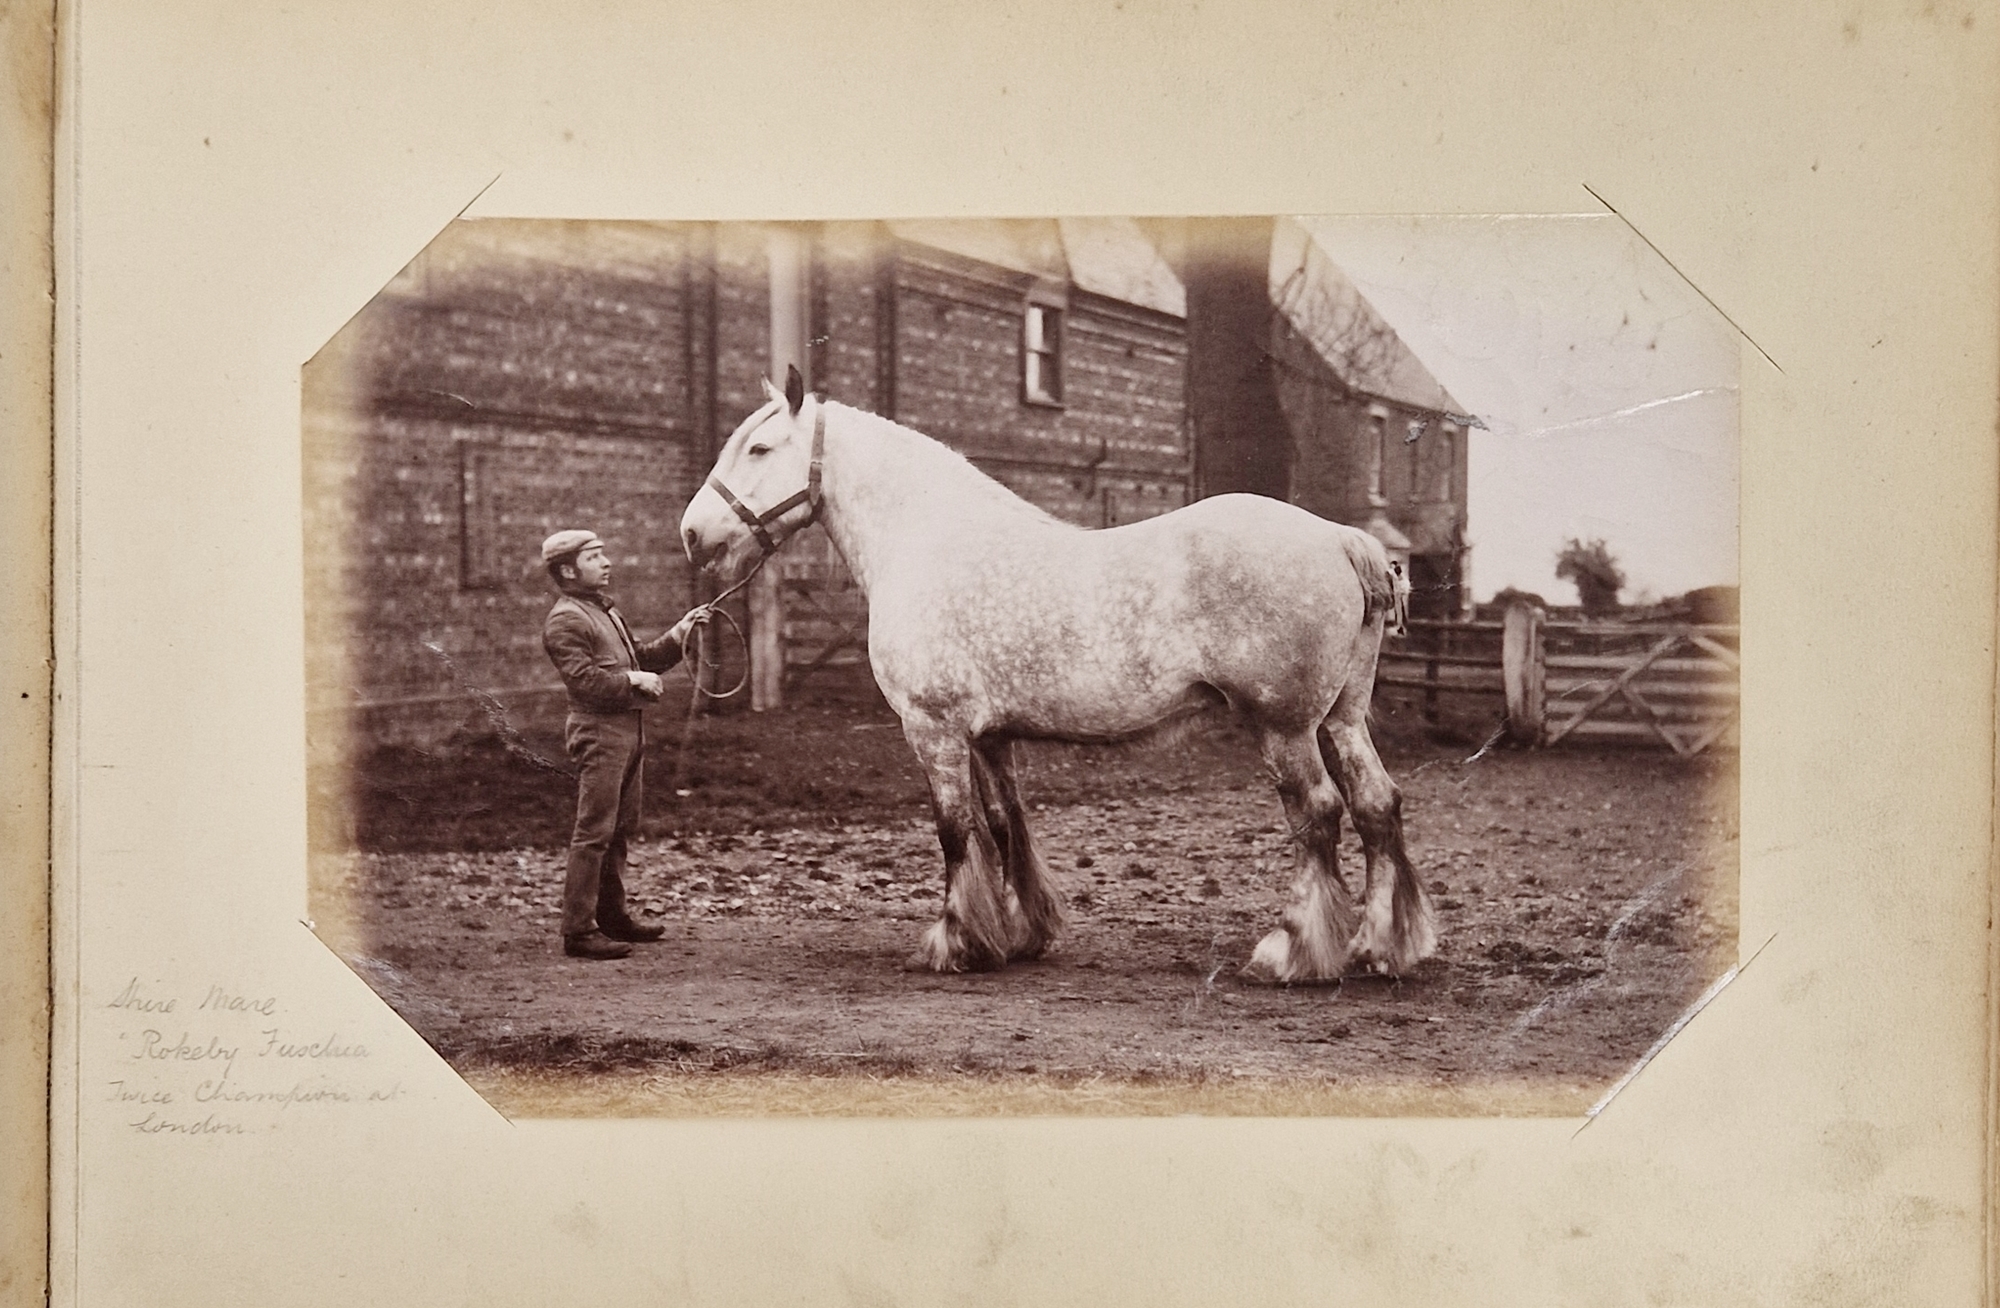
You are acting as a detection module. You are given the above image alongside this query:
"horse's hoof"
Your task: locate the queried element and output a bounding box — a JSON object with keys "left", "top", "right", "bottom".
{"left": 911, "top": 921, "right": 1010, "bottom": 973}
{"left": 1007, "top": 933, "right": 1057, "bottom": 963}
{"left": 909, "top": 921, "right": 962, "bottom": 972}
{"left": 1240, "top": 929, "right": 1295, "bottom": 984}
{"left": 1346, "top": 928, "right": 1435, "bottom": 979}
{"left": 1344, "top": 948, "right": 1398, "bottom": 978}
{"left": 1244, "top": 926, "right": 1353, "bottom": 985}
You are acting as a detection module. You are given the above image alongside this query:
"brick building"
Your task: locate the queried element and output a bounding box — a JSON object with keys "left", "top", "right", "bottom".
{"left": 1184, "top": 217, "right": 1471, "bottom": 617}
{"left": 303, "top": 217, "right": 1191, "bottom": 747}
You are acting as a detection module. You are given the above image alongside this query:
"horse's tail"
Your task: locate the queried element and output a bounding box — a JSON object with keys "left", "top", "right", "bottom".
{"left": 1339, "top": 528, "right": 1401, "bottom": 628}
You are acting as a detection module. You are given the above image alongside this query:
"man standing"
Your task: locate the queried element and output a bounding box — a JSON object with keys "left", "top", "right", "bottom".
{"left": 541, "top": 529, "right": 707, "bottom": 961}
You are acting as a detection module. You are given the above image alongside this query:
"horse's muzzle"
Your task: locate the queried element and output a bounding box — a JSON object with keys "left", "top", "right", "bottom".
{"left": 682, "top": 525, "right": 717, "bottom": 570}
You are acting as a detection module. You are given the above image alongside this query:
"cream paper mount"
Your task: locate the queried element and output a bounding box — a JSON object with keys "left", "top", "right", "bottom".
{"left": 30, "top": 2, "right": 2000, "bottom": 1306}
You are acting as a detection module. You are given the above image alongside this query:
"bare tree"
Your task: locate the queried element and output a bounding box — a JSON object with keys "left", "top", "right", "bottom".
{"left": 1270, "top": 246, "right": 1408, "bottom": 396}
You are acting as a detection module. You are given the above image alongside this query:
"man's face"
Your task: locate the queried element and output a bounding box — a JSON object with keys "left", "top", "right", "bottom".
{"left": 569, "top": 542, "right": 612, "bottom": 592}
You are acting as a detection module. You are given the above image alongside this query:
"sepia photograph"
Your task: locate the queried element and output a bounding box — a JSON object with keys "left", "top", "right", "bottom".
{"left": 303, "top": 214, "right": 1739, "bottom": 1116}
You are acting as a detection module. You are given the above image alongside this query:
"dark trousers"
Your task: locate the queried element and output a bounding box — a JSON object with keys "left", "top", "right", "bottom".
{"left": 562, "top": 710, "right": 645, "bottom": 938}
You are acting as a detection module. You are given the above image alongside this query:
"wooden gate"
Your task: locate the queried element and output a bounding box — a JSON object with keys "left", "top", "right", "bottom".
{"left": 1378, "top": 603, "right": 1739, "bottom": 755}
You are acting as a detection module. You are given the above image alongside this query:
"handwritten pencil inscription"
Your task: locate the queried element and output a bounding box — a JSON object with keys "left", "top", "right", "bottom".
{"left": 102, "top": 977, "right": 405, "bottom": 1138}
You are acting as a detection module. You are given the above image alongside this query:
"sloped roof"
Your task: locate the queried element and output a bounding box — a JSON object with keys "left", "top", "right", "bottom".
{"left": 886, "top": 218, "right": 1068, "bottom": 280}
{"left": 1057, "top": 217, "right": 1186, "bottom": 317}
{"left": 1269, "top": 217, "right": 1460, "bottom": 414}
{"left": 885, "top": 217, "right": 1186, "bottom": 318}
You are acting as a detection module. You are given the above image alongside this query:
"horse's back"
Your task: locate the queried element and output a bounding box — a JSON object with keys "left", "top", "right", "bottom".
{"left": 867, "top": 486, "right": 1386, "bottom": 733}
{"left": 1116, "top": 493, "right": 1383, "bottom": 602}
{"left": 1119, "top": 492, "right": 1363, "bottom": 550}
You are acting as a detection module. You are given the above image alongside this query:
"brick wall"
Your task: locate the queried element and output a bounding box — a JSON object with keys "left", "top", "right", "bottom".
{"left": 1268, "top": 313, "right": 1369, "bottom": 523}
{"left": 363, "top": 220, "right": 702, "bottom": 439}
{"left": 767, "top": 229, "right": 1193, "bottom": 697}
{"left": 305, "top": 220, "right": 713, "bottom": 747}
{"left": 810, "top": 221, "right": 890, "bottom": 412}
{"left": 308, "top": 412, "right": 705, "bottom": 741}
{"left": 1267, "top": 307, "right": 1468, "bottom": 612}
{"left": 305, "top": 219, "right": 1196, "bottom": 736}
{"left": 891, "top": 244, "right": 1189, "bottom": 521}
{"left": 774, "top": 225, "right": 888, "bottom": 686}
{"left": 710, "top": 226, "right": 772, "bottom": 449}
{"left": 777, "top": 235, "right": 1193, "bottom": 697}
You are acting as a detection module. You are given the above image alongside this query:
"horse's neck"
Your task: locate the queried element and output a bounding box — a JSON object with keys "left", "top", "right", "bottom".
{"left": 814, "top": 405, "right": 1028, "bottom": 596}
{"left": 813, "top": 408, "right": 923, "bottom": 597}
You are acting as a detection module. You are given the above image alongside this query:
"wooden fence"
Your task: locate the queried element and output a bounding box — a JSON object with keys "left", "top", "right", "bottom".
{"left": 1378, "top": 604, "right": 1739, "bottom": 756}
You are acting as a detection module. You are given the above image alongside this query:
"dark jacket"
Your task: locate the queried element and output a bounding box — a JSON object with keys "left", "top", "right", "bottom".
{"left": 543, "top": 591, "right": 685, "bottom": 716}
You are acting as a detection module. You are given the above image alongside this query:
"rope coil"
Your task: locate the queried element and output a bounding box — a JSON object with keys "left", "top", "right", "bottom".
{"left": 679, "top": 601, "right": 750, "bottom": 702}
{"left": 675, "top": 550, "right": 771, "bottom": 703}
{"left": 669, "top": 560, "right": 766, "bottom": 797}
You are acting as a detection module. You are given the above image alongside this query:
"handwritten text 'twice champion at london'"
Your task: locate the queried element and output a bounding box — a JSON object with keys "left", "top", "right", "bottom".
{"left": 110, "top": 1075, "right": 403, "bottom": 1108}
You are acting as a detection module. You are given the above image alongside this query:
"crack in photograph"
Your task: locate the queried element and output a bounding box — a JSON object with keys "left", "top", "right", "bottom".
{"left": 302, "top": 214, "right": 1739, "bottom": 1117}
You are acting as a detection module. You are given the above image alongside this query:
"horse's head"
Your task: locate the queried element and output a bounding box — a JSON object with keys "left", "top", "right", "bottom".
{"left": 681, "top": 365, "right": 822, "bottom": 581}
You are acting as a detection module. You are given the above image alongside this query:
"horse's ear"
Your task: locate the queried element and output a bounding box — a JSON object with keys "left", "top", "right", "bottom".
{"left": 784, "top": 364, "right": 805, "bottom": 416}
{"left": 761, "top": 375, "right": 783, "bottom": 405}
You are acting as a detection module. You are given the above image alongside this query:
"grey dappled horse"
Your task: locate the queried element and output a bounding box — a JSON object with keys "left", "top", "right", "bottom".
{"left": 680, "top": 370, "right": 1435, "bottom": 982}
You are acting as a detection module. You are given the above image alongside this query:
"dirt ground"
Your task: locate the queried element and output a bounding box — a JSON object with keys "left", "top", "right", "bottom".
{"left": 310, "top": 687, "right": 1738, "bottom": 1117}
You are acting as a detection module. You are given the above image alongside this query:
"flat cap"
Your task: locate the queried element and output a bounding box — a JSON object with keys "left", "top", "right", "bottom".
{"left": 540, "top": 529, "right": 601, "bottom": 563}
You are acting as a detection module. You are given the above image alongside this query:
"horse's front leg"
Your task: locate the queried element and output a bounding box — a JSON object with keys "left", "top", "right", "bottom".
{"left": 974, "top": 735, "right": 1065, "bottom": 960}
{"left": 902, "top": 717, "right": 1015, "bottom": 972}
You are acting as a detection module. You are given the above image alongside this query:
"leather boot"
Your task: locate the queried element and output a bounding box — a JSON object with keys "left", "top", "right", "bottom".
{"left": 598, "top": 914, "right": 666, "bottom": 943}
{"left": 563, "top": 930, "right": 632, "bottom": 960}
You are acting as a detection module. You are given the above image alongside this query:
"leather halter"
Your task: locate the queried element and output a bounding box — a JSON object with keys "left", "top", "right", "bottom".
{"left": 705, "top": 406, "right": 825, "bottom": 555}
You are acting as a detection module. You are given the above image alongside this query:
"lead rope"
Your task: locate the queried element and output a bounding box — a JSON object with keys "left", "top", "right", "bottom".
{"left": 670, "top": 403, "right": 824, "bottom": 791}
{"left": 667, "top": 549, "right": 771, "bottom": 796}
{"left": 678, "top": 549, "right": 769, "bottom": 700}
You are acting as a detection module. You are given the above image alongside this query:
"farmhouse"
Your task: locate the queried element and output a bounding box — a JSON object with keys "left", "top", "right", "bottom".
{"left": 303, "top": 216, "right": 1469, "bottom": 747}
{"left": 1184, "top": 217, "right": 1471, "bottom": 619}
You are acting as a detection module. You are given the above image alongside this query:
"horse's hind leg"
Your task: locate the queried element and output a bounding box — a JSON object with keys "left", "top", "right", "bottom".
{"left": 902, "top": 717, "right": 1014, "bottom": 972}
{"left": 974, "top": 736, "right": 1065, "bottom": 960}
{"left": 1320, "top": 705, "right": 1437, "bottom": 976}
{"left": 1242, "top": 728, "right": 1361, "bottom": 984}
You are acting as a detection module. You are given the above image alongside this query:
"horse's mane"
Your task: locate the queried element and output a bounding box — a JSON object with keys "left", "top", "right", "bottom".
{"left": 826, "top": 401, "right": 1076, "bottom": 530}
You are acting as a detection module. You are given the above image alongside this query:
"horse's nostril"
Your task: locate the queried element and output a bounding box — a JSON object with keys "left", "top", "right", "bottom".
{"left": 684, "top": 529, "right": 723, "bottom": 570}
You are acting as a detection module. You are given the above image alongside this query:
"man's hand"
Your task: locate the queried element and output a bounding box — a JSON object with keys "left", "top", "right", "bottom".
{"left": 667, "top": 606, "right": 713, "bottom": 646}
{"left": 627, "top": 670, "right": 665, "bottom": 700}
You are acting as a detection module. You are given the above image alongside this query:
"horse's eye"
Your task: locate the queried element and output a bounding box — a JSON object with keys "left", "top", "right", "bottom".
{"left": 748, "top": 444, "right": 771, "bottom": 457}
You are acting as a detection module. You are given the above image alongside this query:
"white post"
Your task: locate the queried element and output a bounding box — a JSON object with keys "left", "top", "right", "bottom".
{"left": 753, "top": 228, "right": 809, "bottom": 712}
{"left": 1501, "top": 600, "right": 1545, "bottom": 745}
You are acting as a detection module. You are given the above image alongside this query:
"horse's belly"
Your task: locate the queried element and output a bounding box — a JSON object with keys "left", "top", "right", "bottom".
{"left": 992, "top": 673, "right": 1217, "bottom": 742}
{"left": 871, "top": 607, "right": 1205, "bottom": 739}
